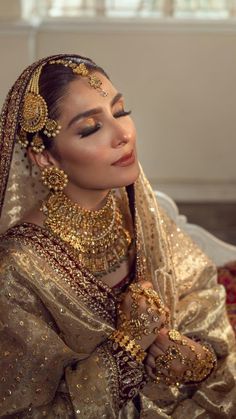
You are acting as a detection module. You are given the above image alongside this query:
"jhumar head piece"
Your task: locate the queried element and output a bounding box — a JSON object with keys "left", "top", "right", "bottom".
{"left": 18, "top": 59, "right": 108, "bottom": 153}
{"left": 19, "top": 63, "right": 62, "bottom": 153}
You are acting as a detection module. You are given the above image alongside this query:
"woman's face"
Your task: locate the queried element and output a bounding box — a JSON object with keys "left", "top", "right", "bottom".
{"left": 52, "top": 72, "right": 139, "bottom": 193}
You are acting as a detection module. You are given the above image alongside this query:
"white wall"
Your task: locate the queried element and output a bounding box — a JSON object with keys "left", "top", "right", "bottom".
{"left": 0, "top": 18, "right": 236, "bottom": 200}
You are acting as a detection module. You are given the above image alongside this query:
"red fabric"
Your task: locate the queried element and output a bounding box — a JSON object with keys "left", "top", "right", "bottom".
{"left": 218, "top": 261, "right": 236, "bottom": 336}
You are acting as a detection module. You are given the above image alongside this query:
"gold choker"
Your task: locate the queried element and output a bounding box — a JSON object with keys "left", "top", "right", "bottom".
{"left": 41, "top": 191, "right": 132, "bottom": 277}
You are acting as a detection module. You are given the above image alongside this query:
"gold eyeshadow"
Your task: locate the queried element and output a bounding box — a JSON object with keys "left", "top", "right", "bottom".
{"left": 79, "top": 117, "right": 96, "bottom": 129}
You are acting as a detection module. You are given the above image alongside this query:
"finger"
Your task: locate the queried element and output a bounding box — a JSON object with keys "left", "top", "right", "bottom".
{"left": 145, "top": 364, "right": 157, "bottom": 380}
{"left": 154, "top": 328, "right": 180, "bottom": 351}
{"left": 139, "top": 280, "right": 153, "bottom": 289}
{"left": 145, "top": 353, "right": 156, "bottom": 369}
{"left": 153, "top": 333, "right": 169, "bottom": 351}
{"left": 171, "top": 359, "right": 185, "bottom": 374}
{"left": 149, "top": 344, "right": 164, "bottom": 358}
{"left": 137, "top": 295, "right": 149, "bottom": 311}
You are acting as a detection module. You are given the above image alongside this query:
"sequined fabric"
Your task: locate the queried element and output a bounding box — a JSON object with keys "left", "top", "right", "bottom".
{"left": 136, "top": 167, "right": 236, "bottom": 418}
{"left": 0, "top": 54, "right": 236, "bottom": 418}
{"left": 0, "top": 233, "right": 146, "bottom": 416}
{"left": 1, "top": 170, "right": 236, "bottom": 417}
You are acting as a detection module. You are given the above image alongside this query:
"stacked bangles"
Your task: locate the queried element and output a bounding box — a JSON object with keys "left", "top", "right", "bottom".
{"left": 110, "top": 283, "right": 168, "bottom": 364}
{"left": 110, "top": 329, "right": 146, "bottom": 363}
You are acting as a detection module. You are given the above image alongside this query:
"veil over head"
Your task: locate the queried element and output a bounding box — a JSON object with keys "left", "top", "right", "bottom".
{"left": 0, "top": 54, "right": 101, "bottom": 234}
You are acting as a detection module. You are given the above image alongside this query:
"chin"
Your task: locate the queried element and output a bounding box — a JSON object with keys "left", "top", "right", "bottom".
{"left": 112, "top": 161, "right": 140, "bottom": 188}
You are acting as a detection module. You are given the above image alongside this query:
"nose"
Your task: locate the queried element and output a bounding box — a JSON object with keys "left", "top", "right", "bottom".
{"left": 110, "top": 120, "right": 132, "bottom": 148}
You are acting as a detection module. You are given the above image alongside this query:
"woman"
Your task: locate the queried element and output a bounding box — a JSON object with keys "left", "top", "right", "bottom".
{"left": 0, "top": 53, "right": 235, "bottom": 418}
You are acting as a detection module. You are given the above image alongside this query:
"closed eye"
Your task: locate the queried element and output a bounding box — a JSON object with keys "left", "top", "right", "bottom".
{"left": 78, "top": 110, "right": 132, "bottom": 138}
{"left": 79, "top": 122, "right": 102, "bottom": 138}
{"left": 113, "top": 110, "right": 132, "bottom": 118}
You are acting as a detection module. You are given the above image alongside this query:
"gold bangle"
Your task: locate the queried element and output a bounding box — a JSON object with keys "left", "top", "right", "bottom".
{"left": 110, "top": 330, "right": 146, "bottom": 363}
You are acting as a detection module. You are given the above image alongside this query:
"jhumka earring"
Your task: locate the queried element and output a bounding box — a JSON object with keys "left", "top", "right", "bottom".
{"left": 41, "top": 166, "right": 68, "bottom": 192}
{"left": 17, "top": 129, "right": 29, "bottom": 149}
{"left": 31, "top": 134, "right": 45, "bottom": 153}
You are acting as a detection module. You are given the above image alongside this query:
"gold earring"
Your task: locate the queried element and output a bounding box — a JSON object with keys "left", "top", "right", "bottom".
{"left": 43, "top": 119, "right": 62, "bottom": 138}
{"left": 17, "top": 129, "right": 29, "bottom": 149}
{"left": 31, "top": 134, "right": 45, "bottom": 153}
{"left": 41, "top": 166, "right": 68, "bottom": 192}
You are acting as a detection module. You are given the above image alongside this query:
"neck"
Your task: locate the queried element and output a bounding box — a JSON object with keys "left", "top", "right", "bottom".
{"left": 63, "top": 183, "right": 111, "bottom": 210}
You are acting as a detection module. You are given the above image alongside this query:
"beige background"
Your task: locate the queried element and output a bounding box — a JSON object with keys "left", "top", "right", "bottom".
{"left": 0, "top": 12, "right": 236, "bottom": 200}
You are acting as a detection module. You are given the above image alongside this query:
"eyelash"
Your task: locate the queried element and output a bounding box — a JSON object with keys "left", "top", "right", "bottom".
{"left": 79, "top": 110, "right": 132, "bottom": 138}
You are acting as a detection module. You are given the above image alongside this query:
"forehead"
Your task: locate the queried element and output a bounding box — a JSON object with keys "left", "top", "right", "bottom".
{"left": 60, "top": 72, "right": 118, "bottom": 117}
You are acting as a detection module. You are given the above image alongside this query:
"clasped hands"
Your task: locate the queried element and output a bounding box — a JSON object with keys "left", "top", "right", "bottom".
{"left": 117, "top": 281, "right": 215, "bottom": 386}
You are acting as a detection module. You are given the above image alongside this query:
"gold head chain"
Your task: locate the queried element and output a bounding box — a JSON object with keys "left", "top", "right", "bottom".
{"left": 18, "top": 60, "right": 108, "bottom": 153}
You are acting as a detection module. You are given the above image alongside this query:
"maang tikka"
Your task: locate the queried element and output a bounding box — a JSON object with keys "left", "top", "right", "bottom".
{"left": 48, "top": 59, "right": 108, "bottom": 97}
{"left": 18, "top": 59, "right": 108, "bottom": 153}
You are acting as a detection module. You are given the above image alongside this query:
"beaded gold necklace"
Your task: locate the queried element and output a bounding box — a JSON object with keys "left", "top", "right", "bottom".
{"left": 41, "top": 190, "right": 132, "bottom": 277}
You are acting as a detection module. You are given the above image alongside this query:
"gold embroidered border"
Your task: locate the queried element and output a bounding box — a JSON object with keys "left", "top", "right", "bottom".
{"left": 2, "top": 223, "right": 116, "bottom": 325}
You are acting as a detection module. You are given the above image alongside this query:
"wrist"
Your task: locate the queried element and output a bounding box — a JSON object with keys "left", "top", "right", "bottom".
{"left": 110, "top": 329, "right": 146, "bottom": 363}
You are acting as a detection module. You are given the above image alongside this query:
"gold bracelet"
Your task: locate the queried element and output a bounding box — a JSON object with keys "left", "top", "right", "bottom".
{"left": 110, "top": 330, "right": 146, "bottom": 363}
{"left": 168, "top": 329, "right": 216, "bottom": 383}
{"left": 129, "top": 284, "right": 164, "bottom": 311}
{"left": 129, "top": 284, "right": 170, "bottom": 324}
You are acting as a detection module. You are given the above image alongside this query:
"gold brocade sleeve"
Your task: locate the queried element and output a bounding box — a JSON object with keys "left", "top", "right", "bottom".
{"left": 158, "top": 209, "right": 236, "bottom": 418}
{"left": 160, "top": 209, "right": 235, "bottom": 351}
{"left": 0, "top": 241, "right": 145, "bottom": 418}
{"left": 125, "top": 168, "right": 236, "bottom": 418}
{"left": 0, "top": 256, "right": 76, "bottom": 418}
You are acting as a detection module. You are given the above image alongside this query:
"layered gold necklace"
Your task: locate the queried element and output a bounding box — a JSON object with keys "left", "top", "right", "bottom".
{"left": 41, "top": 190, "right": 132, "bottom": 277}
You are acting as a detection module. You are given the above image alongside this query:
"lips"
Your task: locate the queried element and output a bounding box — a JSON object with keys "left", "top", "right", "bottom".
{"left": 112, "top": 150, "right": 135, "bottom": 166}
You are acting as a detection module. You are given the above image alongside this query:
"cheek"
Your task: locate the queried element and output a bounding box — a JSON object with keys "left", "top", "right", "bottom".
{"left": 59, "top": 141, "right": 109, "bottom": 172}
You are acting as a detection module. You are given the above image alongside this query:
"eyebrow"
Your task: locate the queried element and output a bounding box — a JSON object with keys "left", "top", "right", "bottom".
{"left": 67, "top": 92, "right": 123, "bottom": 129}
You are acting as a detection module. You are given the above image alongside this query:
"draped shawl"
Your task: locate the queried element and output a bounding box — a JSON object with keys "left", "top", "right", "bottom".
{"left": 0, "top": 54, "right": 236, "bottom": 418}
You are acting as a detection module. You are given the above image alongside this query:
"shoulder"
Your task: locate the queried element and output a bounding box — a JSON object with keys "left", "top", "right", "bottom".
{"left": 0, "top": 223, "right": 49, "bottom": 272}
{"left": 0, "top": 223, "right": 59, "bottom": 295}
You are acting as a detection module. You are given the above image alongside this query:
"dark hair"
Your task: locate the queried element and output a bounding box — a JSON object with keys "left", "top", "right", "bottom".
{"left": 27, "top": 56, "right": 109, "bottom": 151}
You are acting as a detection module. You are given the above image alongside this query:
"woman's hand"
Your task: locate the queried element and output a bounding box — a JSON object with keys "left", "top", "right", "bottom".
{"left": 145, "top": 328, "right": 208, "bottom": 382}
{"left": 117, "top": 281, "right": 170, "bottom": 351}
